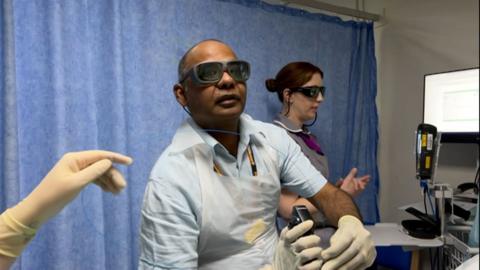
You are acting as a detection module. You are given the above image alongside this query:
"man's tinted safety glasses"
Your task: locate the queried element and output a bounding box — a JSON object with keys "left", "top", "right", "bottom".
{"left": 180, "top": 60, "right": 250, "bottom": 85}
{"left": 290, "top": 86, "right": 326, "bottom": 98}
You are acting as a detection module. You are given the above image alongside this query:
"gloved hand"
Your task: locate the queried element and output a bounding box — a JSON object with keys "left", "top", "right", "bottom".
{"left": 7, "top": 150, "right": 133, "bottom": 229}
{"left": 320, "top": 215, "right": 376, "bottom": 270}
{"left": 336, "top": 168, "right": 370, "bottom": 197}
{"left": 272, "top": 220, "right": 323, "bottom": 270}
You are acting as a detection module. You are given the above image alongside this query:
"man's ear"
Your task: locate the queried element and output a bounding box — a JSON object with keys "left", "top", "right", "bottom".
{"left": 173, "top": 83, "right": 188, "bottom": 107}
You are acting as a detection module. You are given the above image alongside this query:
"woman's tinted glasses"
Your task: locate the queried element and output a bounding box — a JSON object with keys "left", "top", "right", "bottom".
{"left": 180, "top": 60, "right": 250, "bottom": 85}
{"left": 290, "top": 86, "right": 326, "bottom": 98}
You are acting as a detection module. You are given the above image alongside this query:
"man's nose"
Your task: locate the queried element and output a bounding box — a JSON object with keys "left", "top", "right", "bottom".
{"left": 217, "top": 71, "right": 235, "bottom": 89}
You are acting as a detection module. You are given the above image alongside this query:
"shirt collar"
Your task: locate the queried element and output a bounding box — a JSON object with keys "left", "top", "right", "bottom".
{"left": 273, "top": 113, "right": 310, "bottom": 134}
{"left": 169, "top": 113, "right": 263, "bottom": 154}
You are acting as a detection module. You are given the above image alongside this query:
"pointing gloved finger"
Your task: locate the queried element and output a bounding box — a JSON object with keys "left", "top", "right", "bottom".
{"left": 285, "top": 220, "right": 314, "bottom": 243}
{"left": 95, "top": 174, "right": 116, "bottom": 193}
{"left": 102, "top": 170, "right": 120, "bottom": 193}
{"left": 292, "top": 235, "right": 321, "bottom": 251}
{"left": 96, "top": 179, "right": 110, "bottom": 192}
{"left": 74, "top": 159, "right": 113, "bottom": 186}
{"left": 72, "top": 150, "right": 133, "bottom": 169}
{"left": 106, "top": 167, "right": 127, "bottom": 193}
{"left": 94, "top": 167, "right": 126, "bottom": 194}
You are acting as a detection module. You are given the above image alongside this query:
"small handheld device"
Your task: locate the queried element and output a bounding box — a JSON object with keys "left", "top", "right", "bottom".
{"left": 288, "top": 205, "right": 314, "bottom": 236}
{"left": 415, "top": 123, "right": 437, "bottom": 180}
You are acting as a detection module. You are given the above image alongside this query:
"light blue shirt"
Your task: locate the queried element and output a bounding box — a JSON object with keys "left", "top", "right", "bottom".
{"left": 139, "top": 114, "right": 327, "bottom": 269}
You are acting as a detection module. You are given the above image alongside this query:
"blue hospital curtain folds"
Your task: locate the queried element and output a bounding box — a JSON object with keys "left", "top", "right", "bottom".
{"left": 0, "top": 0, "right": 379, "bottom": 269}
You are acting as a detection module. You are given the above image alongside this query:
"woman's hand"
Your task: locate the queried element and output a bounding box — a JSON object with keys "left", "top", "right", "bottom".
{"left": 336, "top": 168, "right": 370, "bottom": 197}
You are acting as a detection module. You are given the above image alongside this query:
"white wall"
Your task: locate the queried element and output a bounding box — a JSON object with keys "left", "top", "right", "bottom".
{"left": 375, "top": 0, "right": 479, "bottom": 222}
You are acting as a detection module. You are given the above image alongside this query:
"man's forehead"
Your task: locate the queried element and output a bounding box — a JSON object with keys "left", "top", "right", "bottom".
{"left": 185, "top": 41, "right": 237, "bottom": 67}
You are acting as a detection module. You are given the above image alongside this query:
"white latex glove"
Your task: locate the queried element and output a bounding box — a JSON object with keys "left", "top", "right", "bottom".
{"left": 336, "top": 168, "right": 370, "bottom": 197}
{"left": 8, "top": 150, "right": 133, "bottom": 229}
{"left": 320, "top": 215, "right": 376, "bottom": 270}
{"left": 272, "top": 220, "right": 323, "bottom": 270}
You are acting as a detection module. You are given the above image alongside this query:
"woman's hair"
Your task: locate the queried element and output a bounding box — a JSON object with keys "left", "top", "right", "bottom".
{"left": 265, "top": 62, "right": 323, "bottom": 102}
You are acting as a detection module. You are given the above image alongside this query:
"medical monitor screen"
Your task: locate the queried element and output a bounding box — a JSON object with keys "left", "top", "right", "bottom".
{"left": 423, "top": 68, "right": 479, "bottom": 143}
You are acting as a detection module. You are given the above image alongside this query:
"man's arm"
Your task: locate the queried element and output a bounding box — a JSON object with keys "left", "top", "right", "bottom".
{"left": 307, "top": 182, "right": 361, "bottom": 226}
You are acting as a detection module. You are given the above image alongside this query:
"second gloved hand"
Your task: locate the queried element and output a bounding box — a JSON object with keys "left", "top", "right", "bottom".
{"left": 273, "top": 220, "right": 323, "bottom": 270}
{"left": 321, "top": 215, "right": 376, "bottom": 270}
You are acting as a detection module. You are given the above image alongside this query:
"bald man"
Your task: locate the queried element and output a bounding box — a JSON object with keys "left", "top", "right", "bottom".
{"left": 138, "top": 39, "right": 375, "bottom": 270}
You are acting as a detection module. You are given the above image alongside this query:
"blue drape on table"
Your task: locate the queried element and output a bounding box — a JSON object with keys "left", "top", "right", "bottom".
{"left": 0, "top": 0, "right": 379, "bottom": 269}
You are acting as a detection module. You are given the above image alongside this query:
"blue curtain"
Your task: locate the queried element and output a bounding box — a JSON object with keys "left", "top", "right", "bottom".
{"left": 0, "top": 0, "right": 379, "bottom": 269}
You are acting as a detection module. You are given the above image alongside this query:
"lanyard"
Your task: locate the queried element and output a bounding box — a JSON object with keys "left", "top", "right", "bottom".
{"left": 213, "top": 145, "right": 257, "bottom": 176}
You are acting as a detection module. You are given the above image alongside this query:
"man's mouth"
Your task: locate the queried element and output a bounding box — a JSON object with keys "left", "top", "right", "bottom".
{"left": 215, "top": 94, "right": 241, "bottom": 105}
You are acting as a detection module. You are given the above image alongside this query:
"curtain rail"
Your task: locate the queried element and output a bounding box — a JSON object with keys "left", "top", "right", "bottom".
{"left": 283, "top": 0, "right": 381, "bottom": 21}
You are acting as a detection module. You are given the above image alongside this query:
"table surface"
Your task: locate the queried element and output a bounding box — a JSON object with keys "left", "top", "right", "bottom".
{"left": 365, "top": 223, "right": 443, "bottom": 248}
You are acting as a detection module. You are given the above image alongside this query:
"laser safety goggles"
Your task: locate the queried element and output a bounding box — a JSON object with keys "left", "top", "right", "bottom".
{"left": 180, "top": 60, "right": 250, "bottom": 85}
{"left": 290, "top": 86, "right": 326, "bottom": 98}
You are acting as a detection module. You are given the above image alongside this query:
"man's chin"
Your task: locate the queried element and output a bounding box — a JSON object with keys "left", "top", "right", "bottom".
{"left": 216, "top": 104, "right": 244, "bottom": 117}
{"left": 217, "top": 110, "right": 243, "bottom": 121}
{"left": 211, "top": 109, "right": 244, "bottom": 125}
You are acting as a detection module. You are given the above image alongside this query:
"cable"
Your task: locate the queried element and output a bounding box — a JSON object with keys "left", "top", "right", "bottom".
{"left": 438, "top": 246, "right": 442, "bottom": 270}
{"left": 427, "top": 189, "right": 435, "bottom": 216}
{"left": 421, "top": 180, "right": 428, "bottom": 215}
{"left": 432, "top": 247, "right": 438, "bottom": 270}
{"left": 474, "top": 144, "right": 479, "bottom": 193}
{"left": 420, "top": 180, "right": 435, "bottom": 215}
{"left": 429, "top": 248, "right": 434, "bottom": 270}
{"left": 424, "top": 183, "right": 436, "bottom": 217}
{"left": 474, "top": 165, "right": 479, "bottom": 193}
{"left": 303, "top": 112, "right": 318, "bottom": 127}
{"left": 424, "top": 189, "right": 428, "bottom": 215}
